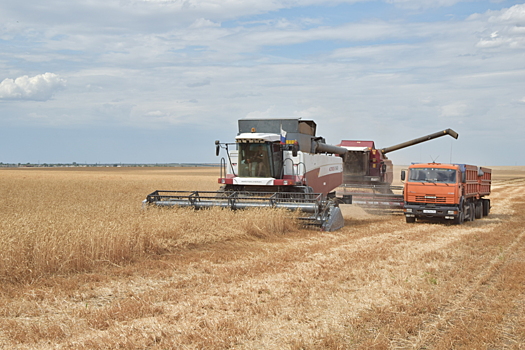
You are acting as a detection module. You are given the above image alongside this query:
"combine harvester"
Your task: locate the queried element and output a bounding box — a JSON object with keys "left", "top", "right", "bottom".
{"left": 144, "top": 118, "right": 352, "bottom": 231}
{"left": 337, "top": 129, "right": 459, "bottom": 213}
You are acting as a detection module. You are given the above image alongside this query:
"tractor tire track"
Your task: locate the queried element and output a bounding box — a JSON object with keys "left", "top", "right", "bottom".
{"left": 406, "top": 228, "right": 525, "bottom": 349}
{"left": 392, "top": 179, "right": 525, "bottom": 349}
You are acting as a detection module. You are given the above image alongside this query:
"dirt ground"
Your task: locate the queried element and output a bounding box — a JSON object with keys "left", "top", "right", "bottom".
{"left": 1, "top": 166, "right": 524, "bottom": 349}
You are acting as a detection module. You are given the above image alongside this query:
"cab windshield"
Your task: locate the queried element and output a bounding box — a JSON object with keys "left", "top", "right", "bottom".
{"left": 408, "top": 168, "right": 457, "bottom": 184}
{"left": 238, "top": 143, "right": 273, "bottom": 177}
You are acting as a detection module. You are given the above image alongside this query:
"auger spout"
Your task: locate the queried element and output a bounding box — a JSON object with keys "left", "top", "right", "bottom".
{"left": 380, "top": 129, "right": 459, "bottom": 155}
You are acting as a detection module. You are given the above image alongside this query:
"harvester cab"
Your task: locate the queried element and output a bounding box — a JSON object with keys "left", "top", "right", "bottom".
{"left": 216, "top": 133, "right": 294, "bottom": 188}
{"left": 144, "top": 118, "right": 352, "bottom": 232}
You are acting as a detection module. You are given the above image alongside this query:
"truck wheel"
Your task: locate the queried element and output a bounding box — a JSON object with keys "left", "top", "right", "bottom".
{"left": 405, "top": 216, "right": 416, "bottom": 223}
{"left": 469, "top": 203, "right": 475, "bottom": 221}
{"left": 475, "top": 201, "right": 483, "bottom": 219}
{"left": 452, "top": 211, "right": 464, "bottom": 225}
{"left": 482, "top": 199, "right": 490, "bottom": 216}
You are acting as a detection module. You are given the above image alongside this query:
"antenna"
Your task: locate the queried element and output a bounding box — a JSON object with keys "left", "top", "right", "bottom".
{"left": 430, "top": 155, "right": 440, "bottom": 163}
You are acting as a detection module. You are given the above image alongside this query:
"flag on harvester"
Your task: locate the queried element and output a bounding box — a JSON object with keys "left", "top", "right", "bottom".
{"left": 280, "top": 125, "right": 287, "bottom": 144}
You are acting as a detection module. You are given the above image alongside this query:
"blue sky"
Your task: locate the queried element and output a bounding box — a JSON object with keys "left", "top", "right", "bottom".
{"left": 1, "top": 0, "right": 524, "bottom": 165}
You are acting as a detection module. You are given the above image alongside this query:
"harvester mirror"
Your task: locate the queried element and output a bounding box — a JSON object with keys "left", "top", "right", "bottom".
{"left": 215, "top": 140, "right": 220, "bottom": 156}
{"left": 401, "top": 170, "right": 406, "bottom": 181}
{"left": 292, "top": 143, "right": 298, "bottom": 157}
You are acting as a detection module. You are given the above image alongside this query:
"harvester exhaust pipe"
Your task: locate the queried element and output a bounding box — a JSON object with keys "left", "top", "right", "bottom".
{"left": 380, "top": 128, "right": 459, "bottom": 155}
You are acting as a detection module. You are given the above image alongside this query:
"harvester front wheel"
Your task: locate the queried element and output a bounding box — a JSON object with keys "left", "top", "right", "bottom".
{"left": 405, "top": 216, "right": 416, "bottom": 223}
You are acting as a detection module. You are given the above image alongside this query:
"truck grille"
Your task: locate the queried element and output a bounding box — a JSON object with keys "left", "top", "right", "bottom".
{"left": 414, "top": 195, "right": 448, "bottom": 203}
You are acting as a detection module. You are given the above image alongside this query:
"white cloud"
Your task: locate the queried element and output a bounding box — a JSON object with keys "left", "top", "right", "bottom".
{"left": 384, "top": 0, "right": 461, "bottom": 10}
{"left": 245, "top": 106, "right": 278, "bottom": 119}
{"left": 0, "top": 73, "right": 66, "bottom": 101}
{"left": 473, "top": 4, "right": 525, "bottom": 50}
{"left": 189, "top": 18, "right": 220, "bottom": 29}
{"left": 293, "top": 106, "right": 329, "bottom": 119}
{"left": 440, "top": 102, "right": 468, "bottom": 118}
{"left": 488, "top": 3, "right": 525, "bottom": 24}
{"left": 146, "top": 110, "right": 165, "bottom": 117}
{"left": 186, "top": 78, "right": 211, "bottom": 87}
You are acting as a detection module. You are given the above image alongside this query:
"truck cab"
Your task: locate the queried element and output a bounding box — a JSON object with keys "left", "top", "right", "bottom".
{"left": 402, "top": 163, "right": 491, "bottom": 224}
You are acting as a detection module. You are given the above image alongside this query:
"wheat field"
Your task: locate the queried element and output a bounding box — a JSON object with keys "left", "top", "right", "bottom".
{"left": 1, "top": 166, "right": 524, "bottom": 349}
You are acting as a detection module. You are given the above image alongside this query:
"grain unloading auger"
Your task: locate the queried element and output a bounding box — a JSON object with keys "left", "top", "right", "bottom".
{"left": 337, "top": 129, "right": 459, "bottom": 212}
{"left": 143, "top": 118, "right": 352, "bottom": 231}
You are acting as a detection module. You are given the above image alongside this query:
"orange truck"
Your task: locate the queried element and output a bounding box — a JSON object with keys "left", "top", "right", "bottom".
{"left": 401, "top": 163, "right": 491, "bottom": 224}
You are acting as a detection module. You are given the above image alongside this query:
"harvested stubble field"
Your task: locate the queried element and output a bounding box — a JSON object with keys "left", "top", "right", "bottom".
{"left": 1, "top": 166, "right": 525, "bottom": 349}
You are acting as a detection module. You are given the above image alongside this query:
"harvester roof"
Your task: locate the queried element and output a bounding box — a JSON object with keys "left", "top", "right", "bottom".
{"left": 338, "top": 140, "right": 375, "bottom": 150}
{"left": 236, "top": 133, "right": 280, "bottom": 143}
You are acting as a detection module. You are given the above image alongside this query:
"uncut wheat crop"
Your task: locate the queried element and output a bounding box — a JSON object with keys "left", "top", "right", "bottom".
{"left": 0, "top": 167, "right": 298, "bottom": 284}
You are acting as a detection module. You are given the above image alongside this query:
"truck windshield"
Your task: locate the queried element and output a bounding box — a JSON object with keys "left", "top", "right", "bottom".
{"left": 408, "top": 168, "right": 457, "bottom": 184}
{"left": 237, "top": 143, "right": 272, "bottom": 178}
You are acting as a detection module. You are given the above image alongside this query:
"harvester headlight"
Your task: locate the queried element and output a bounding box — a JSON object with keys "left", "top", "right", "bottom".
{"left": 221, "top": 179, "right": 226, "bottom": 184}
{"left": 447, "top": 210, "right": 456, "bottom": 215}
{"left": 283, "top": 180, "right": 289, "bottom": 185}
{"left": 405, "top": 208, "right": 412, "bottom": 213}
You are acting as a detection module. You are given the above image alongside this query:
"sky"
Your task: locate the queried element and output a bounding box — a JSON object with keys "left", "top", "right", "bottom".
{"left": 1, "top": 0, "right": 524, "bottom": 166}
